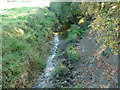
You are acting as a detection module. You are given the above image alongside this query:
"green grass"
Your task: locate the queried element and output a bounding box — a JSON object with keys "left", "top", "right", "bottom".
{"left": 0, "top": 7, "right": 37, "bottom": 25}
{"left": 1, "top": 7, "right": 58, "bottom": 88}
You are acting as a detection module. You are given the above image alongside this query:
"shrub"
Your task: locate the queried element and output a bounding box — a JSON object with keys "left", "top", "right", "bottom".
{"left": 54, "top": 64, "right": 69, "bottom": 76}
{"left": 66, "top": 45, "right": 80, "bottom": 61}
{"left": 101, "top": 51, "right": 108, "bottom": 57}
{"left": 67, "top": 24, "right": 80, "bottom": 41}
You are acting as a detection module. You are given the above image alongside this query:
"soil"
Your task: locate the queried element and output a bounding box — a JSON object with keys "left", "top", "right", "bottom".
{"left": 52, "top": 29, "right": 118, "bottom": 88}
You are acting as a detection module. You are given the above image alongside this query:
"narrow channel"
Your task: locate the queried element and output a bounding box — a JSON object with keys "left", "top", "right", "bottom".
{"left": 33, "top": 34, "right": 59, "bottom": 88}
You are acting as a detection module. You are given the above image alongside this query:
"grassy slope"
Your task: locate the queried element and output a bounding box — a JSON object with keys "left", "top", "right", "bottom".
{"left": 1, "top": 7, "right": 58, "bottom": 88}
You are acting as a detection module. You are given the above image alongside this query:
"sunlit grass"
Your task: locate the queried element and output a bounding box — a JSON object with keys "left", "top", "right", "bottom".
{"left": 0, "top": 7, "right": 38, "bottom": 25}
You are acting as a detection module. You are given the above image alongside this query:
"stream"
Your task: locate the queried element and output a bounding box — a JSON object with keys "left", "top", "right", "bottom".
{"left": 33, "top": 21, "right": 71, "bottom": 88}
{"left": 33, "top": 34, "right": 59, "bottom": 88}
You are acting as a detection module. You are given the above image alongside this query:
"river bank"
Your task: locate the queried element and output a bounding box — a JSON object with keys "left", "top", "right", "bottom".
{"left": 2, "top": 7, "right": 58, "bottom": 88}
{"left": 51, "top": 29, "right": 118, "bottom": 88}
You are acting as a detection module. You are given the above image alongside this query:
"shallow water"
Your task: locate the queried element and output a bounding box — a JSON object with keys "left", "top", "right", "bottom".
{"left": 33, "top": 34, "right": 59, "bottom": 88}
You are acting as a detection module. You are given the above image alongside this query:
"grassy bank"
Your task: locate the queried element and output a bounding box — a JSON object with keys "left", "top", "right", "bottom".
{"left": 1, "top": 7, "right": 58, "bottom": 88}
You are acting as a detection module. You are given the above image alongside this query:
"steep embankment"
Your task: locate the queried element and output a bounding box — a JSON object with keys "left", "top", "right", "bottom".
{"left": 1, "top": 7, "right": 58, "bottom": 88}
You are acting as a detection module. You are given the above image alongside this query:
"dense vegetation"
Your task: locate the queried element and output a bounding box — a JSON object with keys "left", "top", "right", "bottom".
{"left": 49, "top": 2, "right": 119, "bottom": 88}
{"left": 1, "top": 7, "right": 58, "bottom": 88}
{"left": 1, "top": 2, "right": 119, "bottom": 88}
{"left": 50, "top": 2, "right": 119, "bottom": 55}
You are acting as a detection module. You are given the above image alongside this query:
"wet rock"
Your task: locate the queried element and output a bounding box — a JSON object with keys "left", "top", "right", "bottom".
{"left": 56, "top": 80, "right": 60, "bottom": 82}
{"left": 54, "top": 85, "right": 60, "bottom": 88}
{"left": 66, "top": 63, "right": 69, "bottom": 66}
{"left": 62, "top": 59, "right": 67, "bottom": 64}
{"left": 66, "top": 78, "right": 71, "bottom": 82}
{"left": 77, "top": 75, "right": 80, "bottom": 79}
{"left": 61, "top": 80, "right": 67, "bottom": 83}
{"left": 70, "top": 75, "right": 74, "bottom": 79}
{"left": 71, "top": 79, "right": 75, "bottom": 82}
{"left": 68, "top": 65, "right": 74, "bottom": 70}
{"left": 72, "top": 71, "right": 76, "bottom": 76}
{"left": 33, "top": 86, "right": 40, "bottom": 88}
{"left": 69, "top": 78, "right": 75, "bottom": 85}
{"left": 61, "top": 81, "right": 69, "bottom": 86}
{"left": 70, "top": 79, "right": 75, "bottom": 84}
{"left": 52, "top": 79, "right": 57, "bottom": 83}
{"left": 74, "top": 44, "right": 79, "bottom": 47}
{"left": 92, "top": 84, "right": 99, "bottom": 88}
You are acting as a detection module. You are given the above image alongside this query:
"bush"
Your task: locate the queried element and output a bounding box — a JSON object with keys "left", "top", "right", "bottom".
{"left": 67, "top": 25, "right": 80, "bottom": 41}
{"left": 66, "top": 45, "right": 80, "bottom": 61}
{"left": 101, "top": 51, "right": 108, "bottom": 57}
{"left": 54, "top": 64, "right": 69, "bottom": 76}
